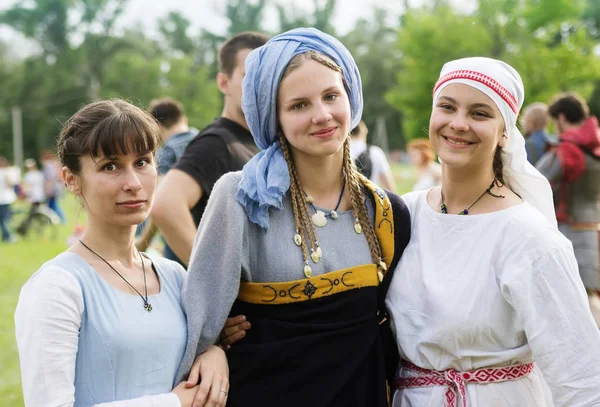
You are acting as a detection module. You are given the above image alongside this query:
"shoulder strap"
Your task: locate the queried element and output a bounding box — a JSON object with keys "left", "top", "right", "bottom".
{"left": 355, "top": 147, "right": 373, "bottom": 179}
{"left": 196, "top": 123, "right": 236, "bottom": 144}
{"left": 359, "top": 174, "right": 411, "bottom": 280}
{"left": 379, "top": 192, "right": 410, "bottom": 301}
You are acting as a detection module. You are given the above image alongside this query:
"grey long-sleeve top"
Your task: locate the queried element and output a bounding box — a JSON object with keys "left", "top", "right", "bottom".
{"left": 175, "top": 171, "right": 376, "bottom": 381}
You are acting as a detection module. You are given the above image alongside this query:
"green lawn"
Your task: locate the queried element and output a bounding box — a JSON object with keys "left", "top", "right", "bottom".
{"left": 0, "top": 164, "right": 415, "bottom": 405}
{"left": 1, "top": 195, "right": 85, "bottom": 405}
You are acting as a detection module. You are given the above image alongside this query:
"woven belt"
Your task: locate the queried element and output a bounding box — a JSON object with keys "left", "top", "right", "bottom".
{"left": 394, "top": 360, "right": 535, "bottom": 407}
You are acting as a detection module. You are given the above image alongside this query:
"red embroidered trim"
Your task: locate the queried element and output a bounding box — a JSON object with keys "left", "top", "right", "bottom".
{"left": 394, "top": 360, "right": 535, "bottom": 407}
{"left": 434, "top": 70, "right": 519, "bottom": 115}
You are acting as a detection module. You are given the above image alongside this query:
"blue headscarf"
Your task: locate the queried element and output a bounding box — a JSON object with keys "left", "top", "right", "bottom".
{"left": 235, "top": 27, "right": 363, "bottom": 228}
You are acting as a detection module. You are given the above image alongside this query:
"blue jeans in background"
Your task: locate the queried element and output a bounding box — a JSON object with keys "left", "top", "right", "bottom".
{"left": 47, "top": 195, "right": 66, "bottom": 223}
{"left": 0, "top": 204, "right": 13, "bottom": 241}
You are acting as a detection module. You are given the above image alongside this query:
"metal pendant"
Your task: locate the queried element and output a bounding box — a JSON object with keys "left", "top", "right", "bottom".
{"left": 144, "top": 302, "right": 152, "bottom": 312}
{"left": 312, "top": 210, "right": 327, "bottom": 227}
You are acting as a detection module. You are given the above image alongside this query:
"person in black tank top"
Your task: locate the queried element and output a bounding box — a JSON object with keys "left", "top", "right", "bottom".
{"left": 150, "top": 32, "right": 268, "bottom": 266}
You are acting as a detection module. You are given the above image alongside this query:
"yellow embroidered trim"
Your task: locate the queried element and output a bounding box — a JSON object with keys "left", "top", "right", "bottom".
{"left": 358, "top": 174, "right": 395, "bottom": 270}
{"left": 238, "top": 264, "right": 379, "bottom": 305}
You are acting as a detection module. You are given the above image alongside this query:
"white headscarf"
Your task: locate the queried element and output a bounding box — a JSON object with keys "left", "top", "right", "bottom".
{"left": 432, "top": 57, "right": 557, "bottom": 227}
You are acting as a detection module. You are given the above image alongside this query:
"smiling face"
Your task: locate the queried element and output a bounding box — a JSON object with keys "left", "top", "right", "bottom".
{"left": 429, "top": 83, "right": 505, "bottom": 172}
{"left": 277, "top": 57, "right": 351, "bottom": 161}
{"left": 65, "top": 151, "right": 157, "bottom": 228}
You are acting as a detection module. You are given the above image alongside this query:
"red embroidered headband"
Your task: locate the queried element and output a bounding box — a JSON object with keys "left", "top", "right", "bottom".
{"left": 433, "top": 69, "right": 519, "bottom": 116}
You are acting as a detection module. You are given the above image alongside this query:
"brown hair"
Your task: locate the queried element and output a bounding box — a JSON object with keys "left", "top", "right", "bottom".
{"left": 493, "top": 147, "right": 505, "bottom": 185}
{"left": 57, "top": 99, "right": 161, "bottom": 174}
{"left": 548, "top": 92, "right": 589, "bottom": 124}
{"left": 278, "top": 51, "right": 384, "bottom": 270}
{"left": 148, "top": 97, "right": 185, "bottom": 128}
{"left": 0, "top": 156, "right": 9, "bottom": 168}
{"left": 218, "top": 32, "right": 269, "bottom": 76}
{"left": 407, "top": 138, "right": 435, "bottom": 164}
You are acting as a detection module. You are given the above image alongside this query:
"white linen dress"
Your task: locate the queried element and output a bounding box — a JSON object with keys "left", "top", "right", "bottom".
{"left": 386, "top": 190, "right": 600, "bottom": 407}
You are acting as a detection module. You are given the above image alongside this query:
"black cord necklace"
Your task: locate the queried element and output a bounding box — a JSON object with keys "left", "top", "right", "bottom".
{"left": 79, "top": 240, "right": 152, "bottom": 312}
{"left": 441, "top": 179, "right": 505, "bottom": 215}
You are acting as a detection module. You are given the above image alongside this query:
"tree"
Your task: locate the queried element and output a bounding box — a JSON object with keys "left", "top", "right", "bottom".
{"left": 277, "top": 0, "right": 337, "bottom": 34}
{"left": 158, "top": 11, "right": 196, "bottom": 56}
{"left": 582, "top": 0, "right": 600, "bottom": 117}
{"left": 387, "top": 0, "right": 600, "bottom": 141}
{"left": 195, "top": 0, "right": 268, "bottom": 77}
{"left": 386, "top": 5, "right": 491, "bottom": 140}
{"left": 0, "top": 0, "right": 71, "bottom": 56}
{"left": 343, "top": 8, "right": 404, "bottom": 149}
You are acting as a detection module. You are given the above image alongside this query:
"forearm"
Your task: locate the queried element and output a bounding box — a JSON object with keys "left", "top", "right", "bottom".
{"left": 155, "top": 209, "right": 197, "bottom": 266}
{"left": 135, "top": 220, "right": 158, "bottom": 252}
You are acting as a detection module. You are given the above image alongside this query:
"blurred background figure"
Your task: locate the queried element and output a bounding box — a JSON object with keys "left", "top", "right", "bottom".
{"left": 406, "top": 138, "right": 441, "bottom": 191}
{"left": 150, "top": 97, "right": 197, "bottom": 177}
{"left": 0, "top": 156, "right": 18, "bottom": 243}
{"left": 21, "top": 159, "right": 44, "bottom": 209}
{"left": 16, "top": 158, "right": 46, "bottom": 236}
{"left": 135, "top": 97, "right": 196, "bottom": 261}
{"left": 41, "top": 150, "right": 65, "bottom": 224}
{"left": 349, "top": 120, "right": 396, "bottom": 192}
{"left": 521, "top": 102, "right": 555, "bottom": 165}
{"left": 151, "top": 32, "right": 268, "bottom": 266}
{"left": 537, "top": 92, "right": 600, "bottom": 326}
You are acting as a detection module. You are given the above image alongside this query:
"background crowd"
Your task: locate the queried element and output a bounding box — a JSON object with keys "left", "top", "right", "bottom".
{"left": 2, "top": 0, "right": 600, "bottom": 405}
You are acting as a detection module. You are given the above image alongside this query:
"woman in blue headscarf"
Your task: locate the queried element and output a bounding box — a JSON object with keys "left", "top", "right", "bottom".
{"left": 176, "top": 28, "right": 411, "bottom": 406}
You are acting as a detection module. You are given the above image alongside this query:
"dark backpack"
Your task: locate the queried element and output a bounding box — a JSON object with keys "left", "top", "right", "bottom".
{"left": 354, "top": 146, "right": 372, "bottom": 179}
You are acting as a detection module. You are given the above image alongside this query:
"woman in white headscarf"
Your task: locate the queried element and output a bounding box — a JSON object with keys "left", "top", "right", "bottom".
{"left": 386, "top": 57, "right": 600, "bottom": 406}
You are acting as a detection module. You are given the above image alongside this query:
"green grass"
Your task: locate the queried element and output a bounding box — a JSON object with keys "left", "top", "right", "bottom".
{"left": 0, "top": 164, "right": 414, "bottom": 405}
{"left": 392, "top": 162, "right": 417, "bottom": 196}
{"left": 0, "top": 196, "right": 84, "bottom": 405}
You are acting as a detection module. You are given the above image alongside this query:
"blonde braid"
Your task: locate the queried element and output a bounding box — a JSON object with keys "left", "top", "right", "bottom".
{"left": 342, "top": 137, "right": 383, "bottom": 265}
{"left": 279, "top": 135, "right": 310, "bottom": 265}
{"left": 287, "top": 143, "right": 320, "bottom": 258}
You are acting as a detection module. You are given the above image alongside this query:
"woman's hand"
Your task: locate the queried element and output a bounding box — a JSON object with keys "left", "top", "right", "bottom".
{"left": 171, "top": 382, "right": 200, "bottom": 407}
{"left": 220, "top": 315, "right": 251, "bottom": 349}
{"left": 185, "top": 345, "right": 229, "bottom": 407}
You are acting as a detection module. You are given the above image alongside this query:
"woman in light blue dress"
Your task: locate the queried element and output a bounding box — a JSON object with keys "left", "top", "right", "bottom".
{"left": 15, "top": 100, "right": 229, "bottom": 407}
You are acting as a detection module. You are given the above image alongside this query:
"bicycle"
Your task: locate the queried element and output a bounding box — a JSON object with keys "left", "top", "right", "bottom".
{"left": 12, "top": 201, "right": 61, "bottom": 240}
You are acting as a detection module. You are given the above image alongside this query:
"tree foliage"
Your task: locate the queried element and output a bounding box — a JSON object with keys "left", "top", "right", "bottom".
{"left": 0, "top": 0, "right": 599, "bottom": 161}
{"left": 387, "top": 0, "right": 600, "bottom": 141}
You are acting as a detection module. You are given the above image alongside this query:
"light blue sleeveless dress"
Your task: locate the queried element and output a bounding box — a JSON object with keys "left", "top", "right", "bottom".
{"left": 50, "top": 252, "right": 187, "bottom": 406}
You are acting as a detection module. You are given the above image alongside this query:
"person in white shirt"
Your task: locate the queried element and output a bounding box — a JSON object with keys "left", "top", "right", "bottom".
{"left": 22, "top": 158, "right": 45, "bottom": 204}
{"left": 349, "top": 120, "right": 396, "bottom": 192}
{"left": 14, "top": 99, "right": 229, "bottom": 407}
{"left": 0, "top": 156, "right": 18, "bottom": 242}
{"left": 387, "top": 57, "right": 600, "bottom": 406}
{"left": 16, "top": 158, "right": 47, "bottom": 236}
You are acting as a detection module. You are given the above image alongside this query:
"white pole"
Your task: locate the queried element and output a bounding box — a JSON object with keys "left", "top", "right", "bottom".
{"left": 11, "top": 106, "right": 23, "bottom": 168}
